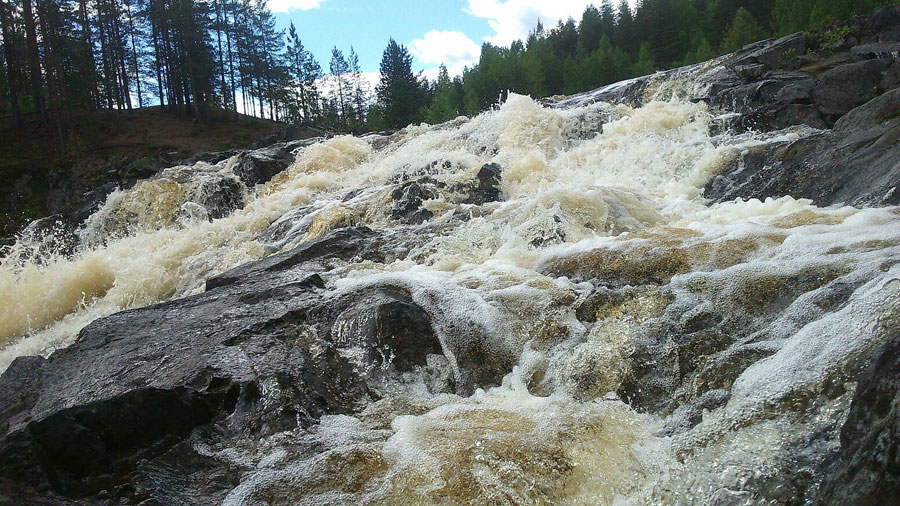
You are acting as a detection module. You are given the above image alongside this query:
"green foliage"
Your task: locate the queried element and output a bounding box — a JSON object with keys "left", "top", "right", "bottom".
{"left": 821, "top": 25, "right": 853, "bottom": 48}
{"left": 772, "top": 0, "right": 897, "bottom": 36}
{"left": 285, "top": 22, "right": 322, "bottom": 125}
{"left": 777, "top": 47, "right": 797, "bottom": 67}
{"left": 633, "top": 42, "right": 656, "bottom": 76}
{"left": 0, "top": 0, "right": 896, "bottom": 140}
{"left": 719, "top": 8, "right": 769, "bottom": 54}
{"left": 682, "top": 37, "right": 716, "bottom": 65}
{"left": 423, "top": 65, "right": 461, "bottom": 124}
{"left": 375, "top": 38, "right": 428, "bottom": 129}
{"left": 431, "top": 0, "right": 894, "bottom": 126}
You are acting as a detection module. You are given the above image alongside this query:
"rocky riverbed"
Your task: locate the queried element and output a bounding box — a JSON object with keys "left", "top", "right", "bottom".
{"left": 1, "top": 6, "right": 899, "bottom": 505}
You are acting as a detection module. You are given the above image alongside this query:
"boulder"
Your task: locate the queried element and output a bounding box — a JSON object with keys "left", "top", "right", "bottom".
{"left": 330, "top": 288, "right": 443, "bottom": 374}
{"left": 390, "top": 163, "right": 504, "bottom": 225}
{"left": 233, "top": 143, "right": 297, "bottom": 186}
{"left": 187, "top": 175, "right": 245, "bottom": 220}
{"left": 391, "top": 178, "right": 439, "bottom": 225}
{"left": 465, "top": 162, "right": 503, "bottom": 205}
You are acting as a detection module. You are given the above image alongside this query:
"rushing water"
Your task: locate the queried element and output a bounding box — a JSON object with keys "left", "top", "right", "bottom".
{"left": 1, "top": 92, "right": 899, "bottom": 504}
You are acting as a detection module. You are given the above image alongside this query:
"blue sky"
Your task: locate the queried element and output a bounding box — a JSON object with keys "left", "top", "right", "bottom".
{"left": 267, "top": 0, "right": 617, "bottom": 78}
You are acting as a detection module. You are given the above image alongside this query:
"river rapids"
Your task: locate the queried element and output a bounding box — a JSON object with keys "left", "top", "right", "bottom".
{"left": 1, "top": 92, "right": 899, "bottom": 504}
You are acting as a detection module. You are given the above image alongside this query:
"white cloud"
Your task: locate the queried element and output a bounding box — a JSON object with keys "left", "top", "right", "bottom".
{"left": 465, "top": 0, "right": 596, "bottom": 46}
{"left": 268, "top": 0, "right": 326, "bottom": 13}
{"left": 410, "top": 30, "right": 481, "bottom": 75}
{"left": 420, "top": 67, "right": 443, "bottom": 82}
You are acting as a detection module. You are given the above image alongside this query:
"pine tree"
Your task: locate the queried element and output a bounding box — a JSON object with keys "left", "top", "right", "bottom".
{"left": 328, "top": 46, "right": 349, "bottom": 129}
{"left": 252, "top": 0, "right": 283, "bottom": 120}
{"left": 633, "top": 41, "right": 655, "bottom": 76}
{"left": 347, "top": 46, "right": 367, "bottom": 131}
{"left": 0, "top": 0, "right": 893, "bottom": 133}
{"left": 577, "top": 5, "right": 603, "bottom": 55}
{"left": 286, "top": 21, "right": 315, "bottom": 122}
{"left": 615, "top": 0, "right": 635, "bottom": 54}
{"left": 301, "top": 45, "right": 321, "bottom": 121}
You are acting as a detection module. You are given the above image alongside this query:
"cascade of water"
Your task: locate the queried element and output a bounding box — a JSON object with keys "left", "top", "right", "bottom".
{"left": 1, "top": 93, "right": 897, "bottom": 504}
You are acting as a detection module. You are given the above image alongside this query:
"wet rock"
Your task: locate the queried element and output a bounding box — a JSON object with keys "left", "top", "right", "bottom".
{"left": 731, "top": 32, "right": 809, "bottom": 70}
{"left": 387, "top": 162, "right": 504, "bottom": 225}
{"left": 206, "top": 226, "right": 384, "bottom": 290}
{"left": 618, "top": 266, "right": 851, "bottom": 413}
{"left": 705, "top": 88, "right": 900, "bottom": 207}
{"left": 813, "top": 59, "right": 890, "bottom": 125}
{"left": 0, "top": 382, "right": 224, "bottom": 497}
{"left": 123, "top": 157, "right": 167, "bottom": 180}
{"left": 187, "top": 176, "right": 245, "bottom": 220}
{"left": 551, "top": 4, "right": 900, "bottom": 138}
{"left": 391, "top": 178, "right": 439, "bottom": 224}
{"left": 233, "top": 142, "right": 297, "bottom": 186}
{"left": 330, "top": 288, "right": 443, "bottom": 375}
{"left": 851, "top": 41, "right": 900, "bottom": 60}
{"left": 191, "top": 149, "right": 241, "bottom": 165}
{"left": 0, "top": 223, "right": 510, "bottom": 500}
{"left": 11, "top": 214, "right": 79, "bottom": 259}
{"left": 821, "top": 329, "right": 900, "bottom": 505}
{"left": 465, "top": 162, "right": 503, "bottom": 205}
{"left": 131, "top": 438, "right": 240, "bottom": 506}
{"left": 882, "top": 60, "right": 900, "bottom": 89}
{"left": 661, "top": 388, "right": 730, "bottom": 435}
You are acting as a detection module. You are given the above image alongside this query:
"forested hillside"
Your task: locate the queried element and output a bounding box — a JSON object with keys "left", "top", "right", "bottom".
{"left": 0, "top": 0, "right": 897, "bottom": 145}
{"left": 436, "top": 0, "right": 899, "bottom": 121}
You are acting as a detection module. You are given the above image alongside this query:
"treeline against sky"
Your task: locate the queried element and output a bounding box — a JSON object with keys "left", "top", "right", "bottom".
{"left": 0, "top": 0, "right": 897, "bottom": 147}
{"left": 430, "top": 0, "right": 898, "bottom": 123}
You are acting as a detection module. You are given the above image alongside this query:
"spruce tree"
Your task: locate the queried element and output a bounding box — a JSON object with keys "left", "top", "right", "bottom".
{"left": 423, "top": 64, "right": 458, "bottom": 124}
{"left": 375, "top": 38, "right": 424, "bottom": 129}
{"left": 720, "top": 7, "right": 768, "bottom": 53}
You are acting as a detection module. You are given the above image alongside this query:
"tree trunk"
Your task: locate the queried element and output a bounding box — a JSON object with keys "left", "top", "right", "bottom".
{"left": 78, "top": 0, "right": 97, "bottom": 107}
{"left": 0, "top": 0, "right": 21, "bottom": 126}
{"left": 214, "top": 0, "right": 228, "bottom": 110}
{"left": 223, "top": 0, "right": 237, "bottom": 115}
{"left": 149, "top": 2, "right": 165, "bottom": 106}
{"left": 125, "top": 0, "right": 142, "bottom": 108}
{"left": 111, "top": 10, "right": 132, "bottom": 110}
{"left": 21, "top": 0, "right": 45, "bottom": 119}
{"left": 96, "top": 11, "right": 115, "bottom": 108}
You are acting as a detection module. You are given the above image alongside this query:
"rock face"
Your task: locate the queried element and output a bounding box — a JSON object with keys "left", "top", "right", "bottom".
{"left": 821, "top": 327, "right": 900, "bottom": 506}
{"left": 232, "top": 140, "right": 315, "bottom": 187}
{"left": 390, "top": 162, "right": 504, "bottom": 225}
{"left": 0, "top": 226, "right": 508, "bottom": 503}
{"left": 705, "top": 88, "right": 900, "bottom": 207}
{"left": 550, "top": 5, "right": 900, "bottom": 208}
